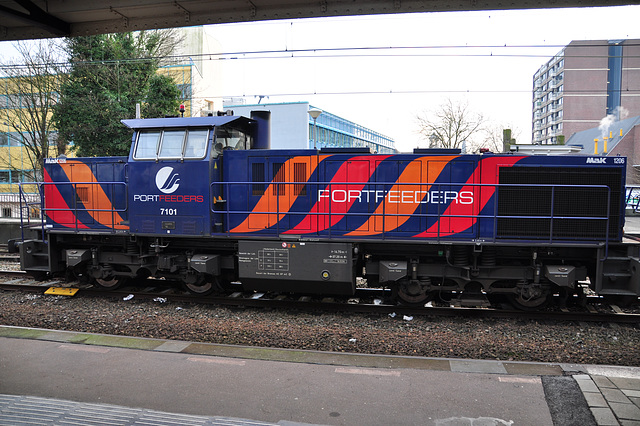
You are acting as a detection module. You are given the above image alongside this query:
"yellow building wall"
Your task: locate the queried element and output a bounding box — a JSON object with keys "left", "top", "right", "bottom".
{"left": 1, "top": 63, "right": 193, "bottom": 194}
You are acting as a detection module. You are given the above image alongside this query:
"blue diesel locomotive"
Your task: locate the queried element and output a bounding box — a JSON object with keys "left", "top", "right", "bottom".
{"left": 19, "top": 113, "right": 640, "bottom": 309}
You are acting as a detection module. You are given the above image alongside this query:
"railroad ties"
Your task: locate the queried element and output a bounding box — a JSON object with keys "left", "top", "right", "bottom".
{"left": 0, "top": 271, "right": 638, "bottom": 324}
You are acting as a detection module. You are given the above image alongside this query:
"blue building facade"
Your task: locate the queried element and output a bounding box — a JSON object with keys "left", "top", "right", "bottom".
{"left": 224, "top": 101, "right": 396, "bottom": 154}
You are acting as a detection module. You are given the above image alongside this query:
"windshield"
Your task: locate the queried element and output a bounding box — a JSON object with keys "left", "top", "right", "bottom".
{"left": 133, "top": 128, "right": 210, "bottom": 160}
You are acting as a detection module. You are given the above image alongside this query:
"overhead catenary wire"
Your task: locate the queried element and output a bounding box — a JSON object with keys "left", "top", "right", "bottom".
{"left": 2, "top": 42, "right": 640, "bottom": 71}
{"left": 1, "top": 42, "right": 637, "bottom": 105}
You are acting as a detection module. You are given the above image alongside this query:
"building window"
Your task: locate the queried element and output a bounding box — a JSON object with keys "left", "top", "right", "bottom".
{"left": 177, "top": 84, "right": 192, "bottom": 99}
{"left": 0, "top": 171, "right": 9, "bottom": 183}
{"left": 10, "top": 133, "right": 22, "bottom": 146}
{"left": 1, "top": 133, "right": 22, "bottom": 146}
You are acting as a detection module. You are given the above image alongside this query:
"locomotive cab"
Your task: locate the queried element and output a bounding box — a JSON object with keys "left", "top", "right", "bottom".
{"left": 123, "top": 116, "right": 256, "bottom": 237}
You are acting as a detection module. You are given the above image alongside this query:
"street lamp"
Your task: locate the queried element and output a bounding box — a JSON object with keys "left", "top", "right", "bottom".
{"left": 429, "top": 133, "right": 438, "bottom": 148}
{"left": 308, "top": 108, "right": 322, "bottom": 149}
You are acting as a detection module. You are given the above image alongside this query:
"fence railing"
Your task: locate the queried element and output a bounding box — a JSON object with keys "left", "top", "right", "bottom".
{"left": 0, "top": 192, "right": 41, "bottom": 220}
{"left": 626, "top": 186, "right": 640, "bottom": 213}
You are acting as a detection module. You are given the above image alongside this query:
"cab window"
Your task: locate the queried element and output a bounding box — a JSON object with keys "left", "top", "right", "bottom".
{"left": 158, "top": 130, "right": 185, "bottom": 158}
{"left": 134, "top": 131, "right": 161, "bottom": 159}
{"left": 184, "top": 129, "right": 209, "bottom": 158}
{"left": 213, "top": 127, "right": 248, "bottom": 156}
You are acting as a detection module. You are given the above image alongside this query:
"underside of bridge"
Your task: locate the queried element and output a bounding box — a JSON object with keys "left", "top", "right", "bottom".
{"left": 0, "top": 0, "right": 638, "bottom": 41}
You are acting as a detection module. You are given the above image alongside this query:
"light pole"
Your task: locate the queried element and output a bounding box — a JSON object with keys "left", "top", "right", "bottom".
{"left": 429, "top": 132, "right": 438, "bottom": 148}
{"left": 308, "top": 108, "right": 322, "bottom": 149}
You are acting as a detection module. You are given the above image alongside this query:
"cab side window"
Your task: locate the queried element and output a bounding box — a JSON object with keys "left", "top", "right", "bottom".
{"left": 213, "top": 127, "right": 248, "bottom": 155}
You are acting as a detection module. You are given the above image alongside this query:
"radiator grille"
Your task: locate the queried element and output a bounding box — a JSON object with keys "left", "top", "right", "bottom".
{"left": 183, "top": 220, "right": 197, "bottom": 234}
{"left": 497, "top": 167, "right": 621, "bottom": 240}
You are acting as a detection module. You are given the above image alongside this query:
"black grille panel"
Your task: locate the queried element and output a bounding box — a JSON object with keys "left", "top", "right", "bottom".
{"left": 497, "top": 167, "right": 621, "bottom": 240}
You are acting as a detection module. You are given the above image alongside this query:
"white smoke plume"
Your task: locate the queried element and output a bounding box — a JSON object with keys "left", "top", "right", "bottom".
{"left": 599, "top": 106, "right": 629, "bottom": 140}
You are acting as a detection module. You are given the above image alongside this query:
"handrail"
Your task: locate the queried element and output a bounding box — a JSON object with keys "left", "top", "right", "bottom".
{"left": 212, "top": 180, "right": 615, "bottom": 247}
{"left": 21, "top": 181, "right": 128, "bottom": 235}
{"left": 18, "top": 184, "right": 45, "bottom": 242}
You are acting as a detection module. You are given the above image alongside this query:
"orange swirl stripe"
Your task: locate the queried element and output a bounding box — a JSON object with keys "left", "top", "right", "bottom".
{"left": 284, "top": 155, "right": 392, "bottom": 234}
{"left": 414, "top": 156, "right": 524, "bottom": 237}
{"left": 230, "top": 155, "right": 328, "bottom": 233}
{"left": 60, "top": 161, "right": 128, "bottom": 230}
{"left": 346, "top": 156, "right": 458, "bottom": 236}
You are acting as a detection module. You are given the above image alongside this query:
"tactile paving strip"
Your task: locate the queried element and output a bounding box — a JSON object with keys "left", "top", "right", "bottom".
{"left": 0, "top": 394, "right": 277, "bottom": 426}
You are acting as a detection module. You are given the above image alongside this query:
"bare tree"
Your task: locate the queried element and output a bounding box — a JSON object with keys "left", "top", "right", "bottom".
{"left": 481, "top": 123, "right": 521, "bottom": 153}
{"left": 0, "top": 39, "right": 68, "bottom": 183}
{"left": 416, "top": 99, "right": 484, "bottom": 150}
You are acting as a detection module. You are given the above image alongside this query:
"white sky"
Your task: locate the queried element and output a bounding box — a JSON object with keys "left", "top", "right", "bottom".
{"left": 2, "top": 5, "right": 639, "bottom": 152}
{"left": 203, "top": 6, "right": 640, "bottom": 151}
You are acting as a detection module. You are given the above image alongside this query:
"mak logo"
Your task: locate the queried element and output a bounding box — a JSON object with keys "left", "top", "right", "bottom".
{"left": 155, "top": 167, "right": 180, "bottom": 194}
{"left": 586, "top": 157, "right": 606, "bottom": 164}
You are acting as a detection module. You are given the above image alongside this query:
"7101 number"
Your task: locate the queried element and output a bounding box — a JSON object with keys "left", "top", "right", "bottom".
{"left": 160, "top": 208, "right": 177, "bottom": 215}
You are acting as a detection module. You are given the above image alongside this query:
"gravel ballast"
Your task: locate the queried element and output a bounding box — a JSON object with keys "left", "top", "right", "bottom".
{"left": 1, "top": 290, "right": 639, "bottom": 367}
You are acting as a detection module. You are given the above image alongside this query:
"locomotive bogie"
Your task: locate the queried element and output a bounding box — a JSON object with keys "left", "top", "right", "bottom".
{"left": 362, "top": 241, "right": 592, "bottom": 307}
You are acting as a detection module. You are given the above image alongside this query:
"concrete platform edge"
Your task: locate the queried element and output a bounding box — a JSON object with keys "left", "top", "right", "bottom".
{"left": 0, "top": 324, "right": 635, "bottom": 378}
{"left": 2, "top": 325, "right": 640, "bottom": 425}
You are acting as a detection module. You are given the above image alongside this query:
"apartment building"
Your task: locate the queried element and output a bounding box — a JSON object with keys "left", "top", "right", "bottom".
{"left": 532, "top": 39, "right": 640, "bottom": 144}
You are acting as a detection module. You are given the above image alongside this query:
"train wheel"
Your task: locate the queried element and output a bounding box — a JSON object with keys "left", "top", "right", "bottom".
{"left": 94, "top": 276, "right": 127, "bottom": 290}
{"left": 395, "top": 279, "right": 431, "bottom": 305}
{"left": 507, "top": 292, "right": 550, "bottom": 310}
{"left": 183, "top": 277, "right": 217, "bottom": 295}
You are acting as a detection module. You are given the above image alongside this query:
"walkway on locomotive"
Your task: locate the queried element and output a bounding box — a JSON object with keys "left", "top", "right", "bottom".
{"left": 32, "top": 116, "right": 626, "bottom": 245}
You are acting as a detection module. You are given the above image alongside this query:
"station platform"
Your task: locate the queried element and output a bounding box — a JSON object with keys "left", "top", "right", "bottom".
{"left": 1, "top": 326, "right": 639, "bottom": 425}
{"left": 624, "top": 214, "right": 640, "bottom": 234}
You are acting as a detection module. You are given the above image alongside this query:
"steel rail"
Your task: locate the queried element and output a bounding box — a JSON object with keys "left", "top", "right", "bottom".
{"left": 0, "top": 277, "right": 638, "bottom": 324}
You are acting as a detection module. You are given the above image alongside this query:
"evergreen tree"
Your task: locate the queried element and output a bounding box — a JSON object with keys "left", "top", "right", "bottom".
{"left": 53, "top": 31, "right": 182, "bottom": 157}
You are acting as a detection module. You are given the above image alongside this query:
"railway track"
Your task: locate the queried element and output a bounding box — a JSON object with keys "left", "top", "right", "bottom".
{"left": 1, "top": 271, "right": 638, "bottom": 324}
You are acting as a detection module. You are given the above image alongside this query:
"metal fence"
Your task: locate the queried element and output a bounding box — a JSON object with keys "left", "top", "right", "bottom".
{"left": 0, "top": 193, "right": 41, "bottom": 219}
{"left": 626, "top": 186, "right": 640, "bottom": 213}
